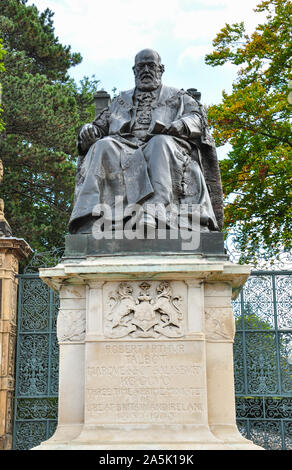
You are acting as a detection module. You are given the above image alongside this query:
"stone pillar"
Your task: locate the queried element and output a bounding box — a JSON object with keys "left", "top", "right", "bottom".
{"left": 0, "top": 237, "right": 32, "bottom": 450}
{"left": 204, "top": 281, "right": 245, "bottom": 444}
{"left": 33, "top": 255, "right": 263, "bottom": 450}
{"left": 54, "top": 283, "right": 86, "bottom": 443}
{"left": 93, "top": 90, "right": 110, "bottom": 116}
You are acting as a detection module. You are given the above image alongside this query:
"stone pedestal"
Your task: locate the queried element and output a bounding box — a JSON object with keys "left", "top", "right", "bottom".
{"left": 0, "top": 238, "right": 32, "bottom": 450}
{"left": 34, "top": 254, "right": 262, "bottom": 450}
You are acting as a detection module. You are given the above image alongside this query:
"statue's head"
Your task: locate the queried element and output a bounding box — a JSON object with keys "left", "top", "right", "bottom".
{"left": 133, "top": 49, "right": 165, "bottom": 91}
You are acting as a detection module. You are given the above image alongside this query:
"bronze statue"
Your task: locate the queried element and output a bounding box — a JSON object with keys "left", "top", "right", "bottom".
{"left": 69, "top": 49, "right": 223, "bottom": 234}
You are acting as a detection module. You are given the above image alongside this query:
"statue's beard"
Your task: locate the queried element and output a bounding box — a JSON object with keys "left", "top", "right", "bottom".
{"left": 135, "top": 73, "right": 162, "bottom": 91}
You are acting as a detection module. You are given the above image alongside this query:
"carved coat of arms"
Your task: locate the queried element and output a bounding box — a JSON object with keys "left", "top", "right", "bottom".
{"left": 105, "top": 281, "right": 184, "bottom": 338}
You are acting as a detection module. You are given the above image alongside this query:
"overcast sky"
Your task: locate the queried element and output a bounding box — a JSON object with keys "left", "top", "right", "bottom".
{"left": 28, "top": 0, "right": 266, "bottom": 103}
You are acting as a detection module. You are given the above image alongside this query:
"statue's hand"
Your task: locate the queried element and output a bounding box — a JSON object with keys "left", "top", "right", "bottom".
{"left": 166, "top": 120, "right": 185, "bottom": 137}
{"left": 79, "top": 123, "right": 99, "bottom": 146}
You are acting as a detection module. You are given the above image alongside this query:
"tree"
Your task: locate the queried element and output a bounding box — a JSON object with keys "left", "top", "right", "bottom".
{"left": 0, "top": 0, "right": 100, "bottom": 251}
{"left": 205, "top": 0, "right": 292, "bottom": 265}
{"left": 0, "top": 38, "right": 5, "bottom": 131}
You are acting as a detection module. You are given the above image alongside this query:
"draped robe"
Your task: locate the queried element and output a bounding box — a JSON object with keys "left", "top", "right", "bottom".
{"left": 69, "top": 85, "right": 219, "bottom": 233}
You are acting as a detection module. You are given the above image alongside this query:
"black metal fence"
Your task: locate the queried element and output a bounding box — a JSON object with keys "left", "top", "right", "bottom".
{"left": 233, "top": 271, "right": 292, "bottom": 450}
{"left": 12, "top": 273, "right": 59, "bottom": 450}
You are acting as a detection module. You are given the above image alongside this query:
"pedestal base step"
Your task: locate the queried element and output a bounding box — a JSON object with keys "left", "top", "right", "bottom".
{"left": 32, "top": 424, "right": 263, "bottom": 451}
{"left": 33, "top": 441, "right": 263, "bottom": 451}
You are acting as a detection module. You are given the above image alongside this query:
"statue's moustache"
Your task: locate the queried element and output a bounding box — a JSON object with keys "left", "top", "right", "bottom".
{"left": 140, "top": 70, "right": 154, "bottom": 77}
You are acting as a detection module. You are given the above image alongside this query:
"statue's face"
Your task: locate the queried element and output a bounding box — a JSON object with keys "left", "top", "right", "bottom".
{"left": 133, "top": 50, "right": 164, "bottom": 91}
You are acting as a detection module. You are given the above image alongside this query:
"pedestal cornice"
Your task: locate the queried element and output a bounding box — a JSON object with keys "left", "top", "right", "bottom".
{"left": 0, "top": 237, "right": 32, "bottom": 260}
{"left": 39, "top": 255, "right": 251, "bottom": 300}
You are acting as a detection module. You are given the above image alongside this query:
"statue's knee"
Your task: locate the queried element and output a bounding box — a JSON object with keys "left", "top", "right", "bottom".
{"left": 94, "top": 137, "right": 121, "bottom": 169}
{"left": 91, "top": 137, "right": 118, "bottom": 160}
{"left": 93, "top": 136, "right": 114, "bottom": 151}
{"left": 148, "top": 134, "right": 171, "bottom": 146}
{"left": 145, "top": 135, "right": 173, "bottom": 157}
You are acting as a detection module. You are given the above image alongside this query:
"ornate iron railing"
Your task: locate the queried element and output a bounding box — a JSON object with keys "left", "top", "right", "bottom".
{"left": 225, "top": 233, "right": 292, "bottom": 271}
{"left": 12, "top": 249, "right": 292, "bottom": 450}
{"left": 233, "top": 271, "right": 292, "bottom": 450}
{"left": 12, "top": 273, "right": 59, "bottom": 450}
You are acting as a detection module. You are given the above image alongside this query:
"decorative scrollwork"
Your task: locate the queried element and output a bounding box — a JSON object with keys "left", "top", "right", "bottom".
{"left": 233, "top": 271, "right": 292, "bottom": 450}
{"left": 205, "top": 307, "right": 235, "bottom": 342}
{"left": 225, "top": 232, "right": 292, "bottom": 270}
{"left": 13, "top": 420, "right": 56, "bottom": 450}
{"left": 233, "top": 333, "right": 245, "bottom": 394}
{"left": 248, "top": 420, "right": 283, "bottom": 450}
{"left": 57, "top": 309, "right": 86, "bottom": 343}
{"left": 275, "top": 275, "right": 292, "bottom": 329}
{"left": 20, "top": 278, "right": 50, "bottom": 331}
{"left": 22, "top": 247, "right": 64, "bottom": 273}
{"left": 16, "top": 397, "right": 58, "bottom": 420}
{"left": 50, "top": 334, "right": 59, "bottom": 396}
{"left": 17, "top": 334, "right": 49, "bottom": 396}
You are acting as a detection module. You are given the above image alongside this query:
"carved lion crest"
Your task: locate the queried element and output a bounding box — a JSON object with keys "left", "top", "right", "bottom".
{"left": 105, "top": 281, "right": 184, "bottom": 338}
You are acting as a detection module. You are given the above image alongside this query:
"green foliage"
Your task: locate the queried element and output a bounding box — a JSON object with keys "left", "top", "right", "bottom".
{"left": 0, "top": 0, "right": 81, "bottom": 80}
{"left": 0, "top": 0, "right": 100, "bottom": 250}
{"left": 236, "top": 304, "right": 273, "bottom": 331}
{"left": 234, "top": 304, "right": 292, "bottom": 390}
{"left": 0, "top": 38, "right": 5, "bottom": 131}
{"left": 205, "top": 0, "right": 292, "bottom": 265}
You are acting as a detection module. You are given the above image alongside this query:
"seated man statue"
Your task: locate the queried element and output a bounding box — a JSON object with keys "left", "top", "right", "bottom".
{"left": 69, "top": 49, "right": 223, "bottom": 235}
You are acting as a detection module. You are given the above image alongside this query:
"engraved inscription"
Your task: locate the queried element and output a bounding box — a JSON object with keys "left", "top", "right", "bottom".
{"left": 85, "top": 341, "right": 207, "bottom": 425}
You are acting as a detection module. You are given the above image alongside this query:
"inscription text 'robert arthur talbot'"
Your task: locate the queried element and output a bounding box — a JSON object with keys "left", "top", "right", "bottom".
{"left": 85, "top": 341, "right": 207, "bottom": 425}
